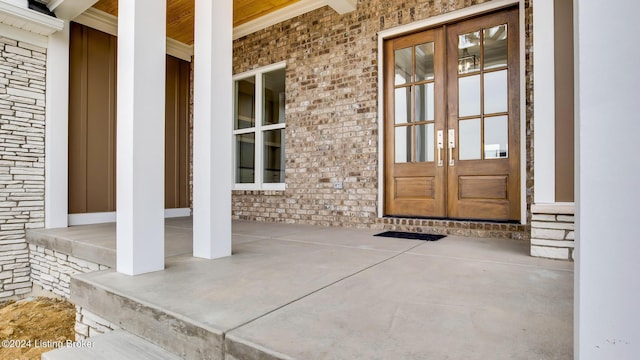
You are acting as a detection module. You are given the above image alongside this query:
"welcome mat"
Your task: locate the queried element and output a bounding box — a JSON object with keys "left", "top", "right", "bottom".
{"left": 374, "top": 231, "right": 446, "bottom": 241}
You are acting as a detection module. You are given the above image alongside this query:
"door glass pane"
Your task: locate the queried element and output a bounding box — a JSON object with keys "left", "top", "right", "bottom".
{"left": 415, "top": 42, "right": 434, "bottom": 81}
{"left": 394, "top": 47, "right": 412, "bottom": 85}
{"left": 415, "top": 83, "right": 434, "bottom": 121}
{"left": 395, "top": 87, "right": 411, "bottom": 124}
{"left": 458, "top": 31, "right": 480, "bottom": 74}
{"left": 416, "top": 123, "right": 435, "bottom": 162}
{"left": 262, "top": 68, "right": 286, "bottom": 125}
{"left": 459, "top": 119, "right": 481, "bottom": 160}
{"left": 484, "top": 116, "right": 508, "bottom": 159}
{"left": 235, "top": 77, "right": 255, "bottom": 130}
{"left": 484, "top": 24, "right": 508, "bottom": 70}
{"left": 395, "top": 126, "right": 412, "bottom": 163}
{"left": 459, "top": 75, "right": 481, "bottom": 117}
{"left": 484, "top": 70, "right": 508, "bottom": 114}
{"left": 236, "top": 133, "right": 255, "bottom": 183}
{"left": 263, "top": 129, "right": 285, "bottom": 183}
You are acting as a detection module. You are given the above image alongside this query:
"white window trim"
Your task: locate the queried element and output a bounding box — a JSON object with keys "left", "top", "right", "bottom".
{"left": 233, "top": 61, "right": 287, "bottom": 191}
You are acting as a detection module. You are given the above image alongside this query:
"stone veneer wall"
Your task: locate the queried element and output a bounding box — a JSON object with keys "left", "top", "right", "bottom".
{"left": 28, "top": 244, "right": 110, "bottom": 298}
{"left": 231, "top": 0, "right": 534, "bottom": 237}
{"left": 530, "top": 204, "right": 575, "bottom": 260}
{"left": 75, "top": 306, "right": 118, "bottom": 340}
{"left": 0, "top": 37, "right": 47, "bottom": 298}
{"left": 27, "top": 242, "right": 115, "bottom": 339}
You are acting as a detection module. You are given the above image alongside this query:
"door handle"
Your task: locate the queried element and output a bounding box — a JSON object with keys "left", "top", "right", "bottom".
{"left": 448, "top": 129, "right": 455, "bottom": 166}
{"left": 437, "top": 130, "right": 444, "bottom": 167}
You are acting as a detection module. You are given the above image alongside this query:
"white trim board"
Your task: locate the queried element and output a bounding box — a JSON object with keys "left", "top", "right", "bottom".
{"left": 73, "top": 7, "right": 193, "bottom": 62}
{"left": 234, "top": 0, "right": 356, "bottom": 40}
{"left": 69, "top": 208, "right": 192, "bottom": 226}
{"left": 0, "top": 0, "right": 64, "bottom": 36}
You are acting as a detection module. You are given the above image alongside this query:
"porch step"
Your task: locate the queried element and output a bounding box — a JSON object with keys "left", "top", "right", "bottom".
{"left": 42, "top": 330, "right": 181, "bottom": 360}
{"left": 70, "top": 273, "right": 222, "bottom": 360}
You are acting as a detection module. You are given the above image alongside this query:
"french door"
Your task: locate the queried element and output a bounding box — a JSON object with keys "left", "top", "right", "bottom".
{"left": 384, "top": 8, "right": 520, "bottom": 221}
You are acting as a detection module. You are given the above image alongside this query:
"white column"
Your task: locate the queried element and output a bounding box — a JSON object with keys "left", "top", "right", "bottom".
{"left": 193, "top": 0, "right": 233, "bottom": 259}
{"left": 45, "top": 20, "right": 70, "bottom": 229}
{"left": 576, "top": 0, "right": 640, "bottom": 358}
{"left": 533, "top": 0, "right": 555, "bottom": 204}
{"left": 116, "top": 0, "right": 166, "bottom": 275}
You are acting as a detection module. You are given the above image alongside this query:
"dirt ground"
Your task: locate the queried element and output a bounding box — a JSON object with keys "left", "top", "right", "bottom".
{"left": 0, "top": 297, "right": 76, "bottom": 360}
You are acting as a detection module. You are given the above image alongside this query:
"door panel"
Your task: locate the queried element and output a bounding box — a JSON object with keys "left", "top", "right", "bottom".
{"left": 384, "top": 29, "right": 446, "bottom": 217}
{"left": 384, "top": 7, "right": 520, "bottom": 222}
{"left": 446, "top": 8, "right": 520, "bottom": 221}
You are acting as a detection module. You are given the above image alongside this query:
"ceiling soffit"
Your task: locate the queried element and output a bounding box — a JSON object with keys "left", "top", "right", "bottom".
{"left": 91, "top": 0, "right": 356, "bottom": 44}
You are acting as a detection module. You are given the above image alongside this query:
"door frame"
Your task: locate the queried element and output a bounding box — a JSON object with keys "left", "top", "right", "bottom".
{"left": 376, "top": 0, "right": 526, "bottom": 223}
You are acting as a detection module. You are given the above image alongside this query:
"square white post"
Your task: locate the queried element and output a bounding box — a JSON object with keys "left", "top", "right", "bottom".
{"left": 576, "top": 0, "right": 640, "bottom": 358}
{"left": 533, "top": 0, "right": 556, "bottom": 204}
{"left": 45, "top": 20, "right": 70, "bottom": 229}
{"left": 193, "top": 0, "right": 233, "bottom": 259}
{"left": 116, "top": 0, "right": 166, "bottom": 275}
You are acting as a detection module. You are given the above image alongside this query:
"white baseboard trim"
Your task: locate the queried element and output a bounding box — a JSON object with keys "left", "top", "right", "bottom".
{"left": 164, "top": 208, "right": 192, "bottom": 218}
{"left": 68, "top": 208, "right": 192, "bottom": 226}
{"left": 68, "top": 212, "right": 116, "bottom": 226}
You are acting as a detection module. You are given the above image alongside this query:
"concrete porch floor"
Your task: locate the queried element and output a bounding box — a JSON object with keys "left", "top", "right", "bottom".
{"left": 36, "top": 218, "right": 573, "bottom": 359}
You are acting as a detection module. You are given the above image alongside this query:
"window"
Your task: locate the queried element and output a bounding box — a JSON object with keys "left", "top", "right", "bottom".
{"left": 233, "top": 62, "right": 286, "bottom": 189}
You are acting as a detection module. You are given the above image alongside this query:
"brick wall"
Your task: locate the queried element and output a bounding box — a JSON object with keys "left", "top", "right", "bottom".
{"left": 0, "top": 38, "right": 46, "bottom": 298}
{"left": 232, "top": 0, "right": 533, "bottom": 235}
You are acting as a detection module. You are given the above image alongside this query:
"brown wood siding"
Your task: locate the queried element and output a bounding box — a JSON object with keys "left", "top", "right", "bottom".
{"left": 165, "top": 56, "right": 190, "bottom": 209}
{"left": 68, "top": 23, "right": 191, "bottom": 214}
{"left": 69, "top": 23, "right": 117, "bottom": 214}
{"left": 554, "top": 0, "right": 575, "bottom": 202}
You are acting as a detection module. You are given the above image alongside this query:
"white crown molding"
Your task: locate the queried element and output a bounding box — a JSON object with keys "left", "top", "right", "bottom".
{"left": 73, "top": 7, "right": 193, "bottom": 62}
{"left": 166, "top": 37, "right": 193, "bottom": 62}
{"left": 325, "top": 0, "right": 356, "bottom": 14}
{"left": 0, "top": 0, "right": 63, "bottom": 37}
{"left": 72, "top": 6, "right": 116, "bottom": 36}
{"left": 233, "top": 0, "right": 356, "bottom": 39}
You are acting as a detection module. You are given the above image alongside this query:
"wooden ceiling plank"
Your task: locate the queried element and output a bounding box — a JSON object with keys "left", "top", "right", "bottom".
{"left": 91, "top": 0, "right": 304, "bottom": 44}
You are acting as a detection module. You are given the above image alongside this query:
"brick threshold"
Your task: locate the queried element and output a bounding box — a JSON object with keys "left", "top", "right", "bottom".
{"left": 377, "top": 216, "right": 528, "bottom": 240}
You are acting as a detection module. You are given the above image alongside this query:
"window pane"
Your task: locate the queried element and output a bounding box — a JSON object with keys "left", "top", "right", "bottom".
{"left": 459, "top": 75, "right": 481, "bottom": 117}
{"left": 394, "top": 47, "right": 412, "bottom": 85}
{"left": 236, "top": 133, "right": 255, "bottom": 183}
{"left": 459, "top": 119, "right": 481, "bottom": 160}
{"left": 484, "top": 70, "right": 508, "bottom": 114}
{"left": 458, "top": 31, "right": 480, "bottom": 74}
{"left": 263, "top": 129, "right": 285, "bottom": 183}
{"left": 395, "top": 126, "right": 412, "bottom": 163}
{"left": 263, "top": 68, "right": 286, "bottom": 125}
{"left": 484, "top": 24, "right": 508, "bottom": 70}
{"left": 415, "top": 42, "right": 434, "bottom": 81}
{"left": 395, "top": 87, "right": 411, "bottom": 124}
{"left": 235, "top": 77, "right": 255, "bottom": 130}
{"left": 484, "top": 116, "right": 508, "bottom": 159}
{"left": 415, "top": 83, "right": 434, "bottom": 121}
{"left": 416, "top": 123, "right": 434, "bottom": 162}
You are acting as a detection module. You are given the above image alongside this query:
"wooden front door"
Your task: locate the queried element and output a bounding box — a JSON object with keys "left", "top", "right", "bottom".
{"left": 384, "top": 8, "right": 520, "bottom": 221}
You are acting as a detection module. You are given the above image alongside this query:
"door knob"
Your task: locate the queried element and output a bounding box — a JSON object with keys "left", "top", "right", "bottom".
{"left": 437, "top": 130, "right": 444, "bottom": 167}
{"left": 448, "top": 129, "right": 455, "bottom": 166}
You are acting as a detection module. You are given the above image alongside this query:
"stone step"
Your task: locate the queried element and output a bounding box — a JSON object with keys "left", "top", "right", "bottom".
{"left": 42, "top": 330, "right": 182, "bottom": 360}
{"left": 70, "top": 273, "right": 222, "bottom": 360}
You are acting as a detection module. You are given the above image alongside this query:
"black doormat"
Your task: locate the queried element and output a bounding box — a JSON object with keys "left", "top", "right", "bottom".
{"left": 374, "top": 231, "right": 446, "bottom": 241}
